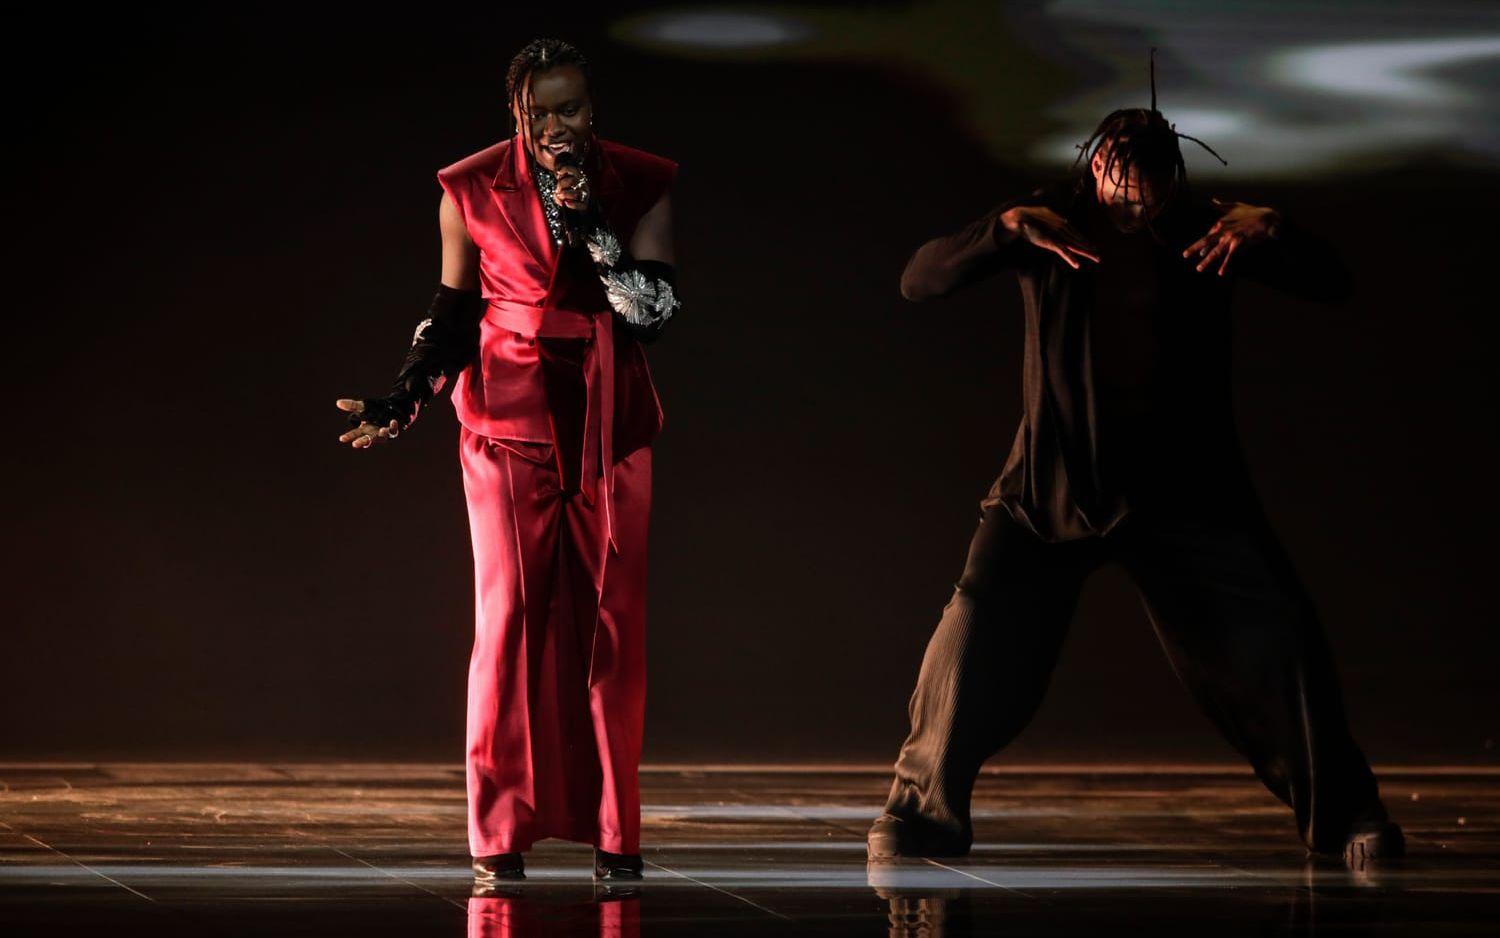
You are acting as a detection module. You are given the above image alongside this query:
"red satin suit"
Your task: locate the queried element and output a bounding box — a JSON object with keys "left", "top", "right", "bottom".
{"left": 436, "top": 135, "right": 675, "bottom": 856}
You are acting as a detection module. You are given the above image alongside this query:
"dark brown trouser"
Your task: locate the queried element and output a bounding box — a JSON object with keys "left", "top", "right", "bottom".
{"left": 883, "top": 501, "right": 1385, "bottom": 854}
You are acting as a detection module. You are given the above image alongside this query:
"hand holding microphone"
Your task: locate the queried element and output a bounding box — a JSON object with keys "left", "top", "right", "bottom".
{"left": 553, "top": 151, "right": 592, "bottom": 246}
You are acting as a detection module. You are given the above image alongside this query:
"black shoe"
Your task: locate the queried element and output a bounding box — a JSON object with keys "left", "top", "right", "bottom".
{"left": 867, "top": 813, "right": 970, "bottom": 861}
{"left": 472, "top": 853, "right": 525, "bottom": 883}
{"left": 471, "top": 880, "right": 525, "bottom": 899}
{"left": 593, "top": 881, "right": 643, "bottom": 901}
{"left": 593, "top": 848, "right": 644, "bottom": 881}
{"left": 1344, "top": 820, "right": 1406, "bottom": 867}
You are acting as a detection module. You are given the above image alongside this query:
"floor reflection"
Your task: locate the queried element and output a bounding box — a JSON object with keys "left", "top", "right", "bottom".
{"left": 873, "top": 886, "right": 968, "bottom": 937}
{"left": 0, "top": 764, "right": 1495, "bottom": 936}
{"left": 468, "top": 887, "right": 640, "bottom": 938}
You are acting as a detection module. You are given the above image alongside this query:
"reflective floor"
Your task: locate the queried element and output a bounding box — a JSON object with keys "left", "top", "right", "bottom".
{"left": 1, "top": 763, "right": 1496, "bottom": 935}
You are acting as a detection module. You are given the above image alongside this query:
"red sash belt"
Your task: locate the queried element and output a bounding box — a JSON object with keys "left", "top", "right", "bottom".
{"left": 481, "top": 298, "right": 620, "bottom": 552}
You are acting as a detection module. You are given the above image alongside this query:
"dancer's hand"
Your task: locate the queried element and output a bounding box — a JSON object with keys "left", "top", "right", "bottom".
{"left": 1185, "top": 198, "right": 1281, "bottom": 276}
{"left": 1000, "top": 206, "right": 1100, "bottom": 269}
{"left": 554, "top": 165, "right": 590, "bottom": 211}
{"left": 335, "top": 398, "right": 400, "bottom": 450}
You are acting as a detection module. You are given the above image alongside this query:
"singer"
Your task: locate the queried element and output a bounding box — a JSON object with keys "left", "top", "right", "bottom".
{"left": 866, "top": 78, "right": 1403, "bottom": 868}
{"left": 334, "top": 38, "right": 679, "bottom": 884}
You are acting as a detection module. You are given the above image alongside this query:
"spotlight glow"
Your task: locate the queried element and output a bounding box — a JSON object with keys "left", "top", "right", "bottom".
{"left": 1269, "top": 37, "right": 1500, "bottom": 105}
{"left": 622, "top": 10, "right": 815, "bottom": 50}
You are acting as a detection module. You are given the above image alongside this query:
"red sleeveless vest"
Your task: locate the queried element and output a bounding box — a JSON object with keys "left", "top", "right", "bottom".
{"left": 437, "top": 136, "right": 675, "bottom": 440}
{"left": 437, "top": 136, "right": 676, "bottom": 546}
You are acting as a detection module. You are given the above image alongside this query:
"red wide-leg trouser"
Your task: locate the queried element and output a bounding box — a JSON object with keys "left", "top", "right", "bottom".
{"left": 459, "top": 426, "right": 650, "bottom": 856}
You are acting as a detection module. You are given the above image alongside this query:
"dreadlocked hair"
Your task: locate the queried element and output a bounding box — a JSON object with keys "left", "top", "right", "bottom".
{"left": 1073, "top": 107, "right": 1192, "bottom": 212}
{"left": 1071, "top": 49, "right": 1229, "bottom": 235}
{"left": 505, "top": 38, "right": 591, "bottom": 151}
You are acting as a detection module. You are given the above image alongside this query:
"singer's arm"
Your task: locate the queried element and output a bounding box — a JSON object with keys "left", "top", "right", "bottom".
{"left": 554, "top": 159, "right": 680, "bottom": 342}
{"left": 334, "top": 192, "right": 482, "bottom": 447}
{"left": 582, "top": 190, "right": 679, "bottom": 344}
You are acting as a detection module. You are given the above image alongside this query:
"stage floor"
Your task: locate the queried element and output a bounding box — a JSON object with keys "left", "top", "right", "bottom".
{"left": 1, "top": 763, "right": 1496, "bottom": 935}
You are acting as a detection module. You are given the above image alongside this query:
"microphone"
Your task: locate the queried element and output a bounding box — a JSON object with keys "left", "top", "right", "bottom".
{"left": 554, "top": 150, "right": 589, "bottom": 247}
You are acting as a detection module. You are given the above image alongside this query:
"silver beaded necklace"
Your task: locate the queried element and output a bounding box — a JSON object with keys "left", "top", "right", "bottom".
{"left": 531, "top": 165, "right": 567, "bottom": 246}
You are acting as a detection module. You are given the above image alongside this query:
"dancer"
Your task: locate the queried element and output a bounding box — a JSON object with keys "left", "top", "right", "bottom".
{"left": 336, "top": 38, "right": 680, "bottom": 883}
{"left": 868, "top": 63, "right": 1402, "bottom": 867}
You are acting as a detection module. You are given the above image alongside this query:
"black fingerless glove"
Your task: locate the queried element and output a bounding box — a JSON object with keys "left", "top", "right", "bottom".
{"left": 579, "top": 211, "right": 680, "bottom": 344}
{"left": 352, "top": 284, "right": 483, "bottom": 432}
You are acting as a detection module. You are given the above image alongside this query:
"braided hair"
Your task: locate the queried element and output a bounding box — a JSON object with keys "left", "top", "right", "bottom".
{"left": 1072, "top": 49, "right": 1227, "bottom": 230}
{"left": 505, "top": 38, "right": 591, "bottom": 155}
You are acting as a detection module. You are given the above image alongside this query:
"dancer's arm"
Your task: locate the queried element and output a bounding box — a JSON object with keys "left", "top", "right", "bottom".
{"left": 335, "top": 193, "right": 483, "bottom": 449}
{"left": 900, "top": 191, "right": 1098, "bottom": 302}
{"left": 1184, "top": 198, "right": 1354, "bottom": 303}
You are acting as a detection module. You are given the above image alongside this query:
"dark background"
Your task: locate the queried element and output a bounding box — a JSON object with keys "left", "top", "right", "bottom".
{"left": 4, "top": 3, "right": 1496, "bottom": 766}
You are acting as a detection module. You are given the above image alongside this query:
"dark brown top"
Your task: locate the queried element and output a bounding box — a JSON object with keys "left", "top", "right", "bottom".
{"left": 900, "top": 177, "right": 1354, "bottom": 542}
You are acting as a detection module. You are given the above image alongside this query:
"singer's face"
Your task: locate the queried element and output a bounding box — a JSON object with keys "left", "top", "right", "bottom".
{"left": 513, "top": 66, "right": 593, "bottom": 173}
{"left": 1091, "top": 144, "right": 1166, "bottom": 231}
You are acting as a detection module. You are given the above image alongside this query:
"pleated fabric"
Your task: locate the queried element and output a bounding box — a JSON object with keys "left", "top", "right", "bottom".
{"left": 459, "top": 427, "right": 651, "bottom": 856}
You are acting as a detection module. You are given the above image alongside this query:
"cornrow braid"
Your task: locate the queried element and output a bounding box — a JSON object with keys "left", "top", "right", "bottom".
{"left": 505, "top": 38, "right": 591, "bottom": 152}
